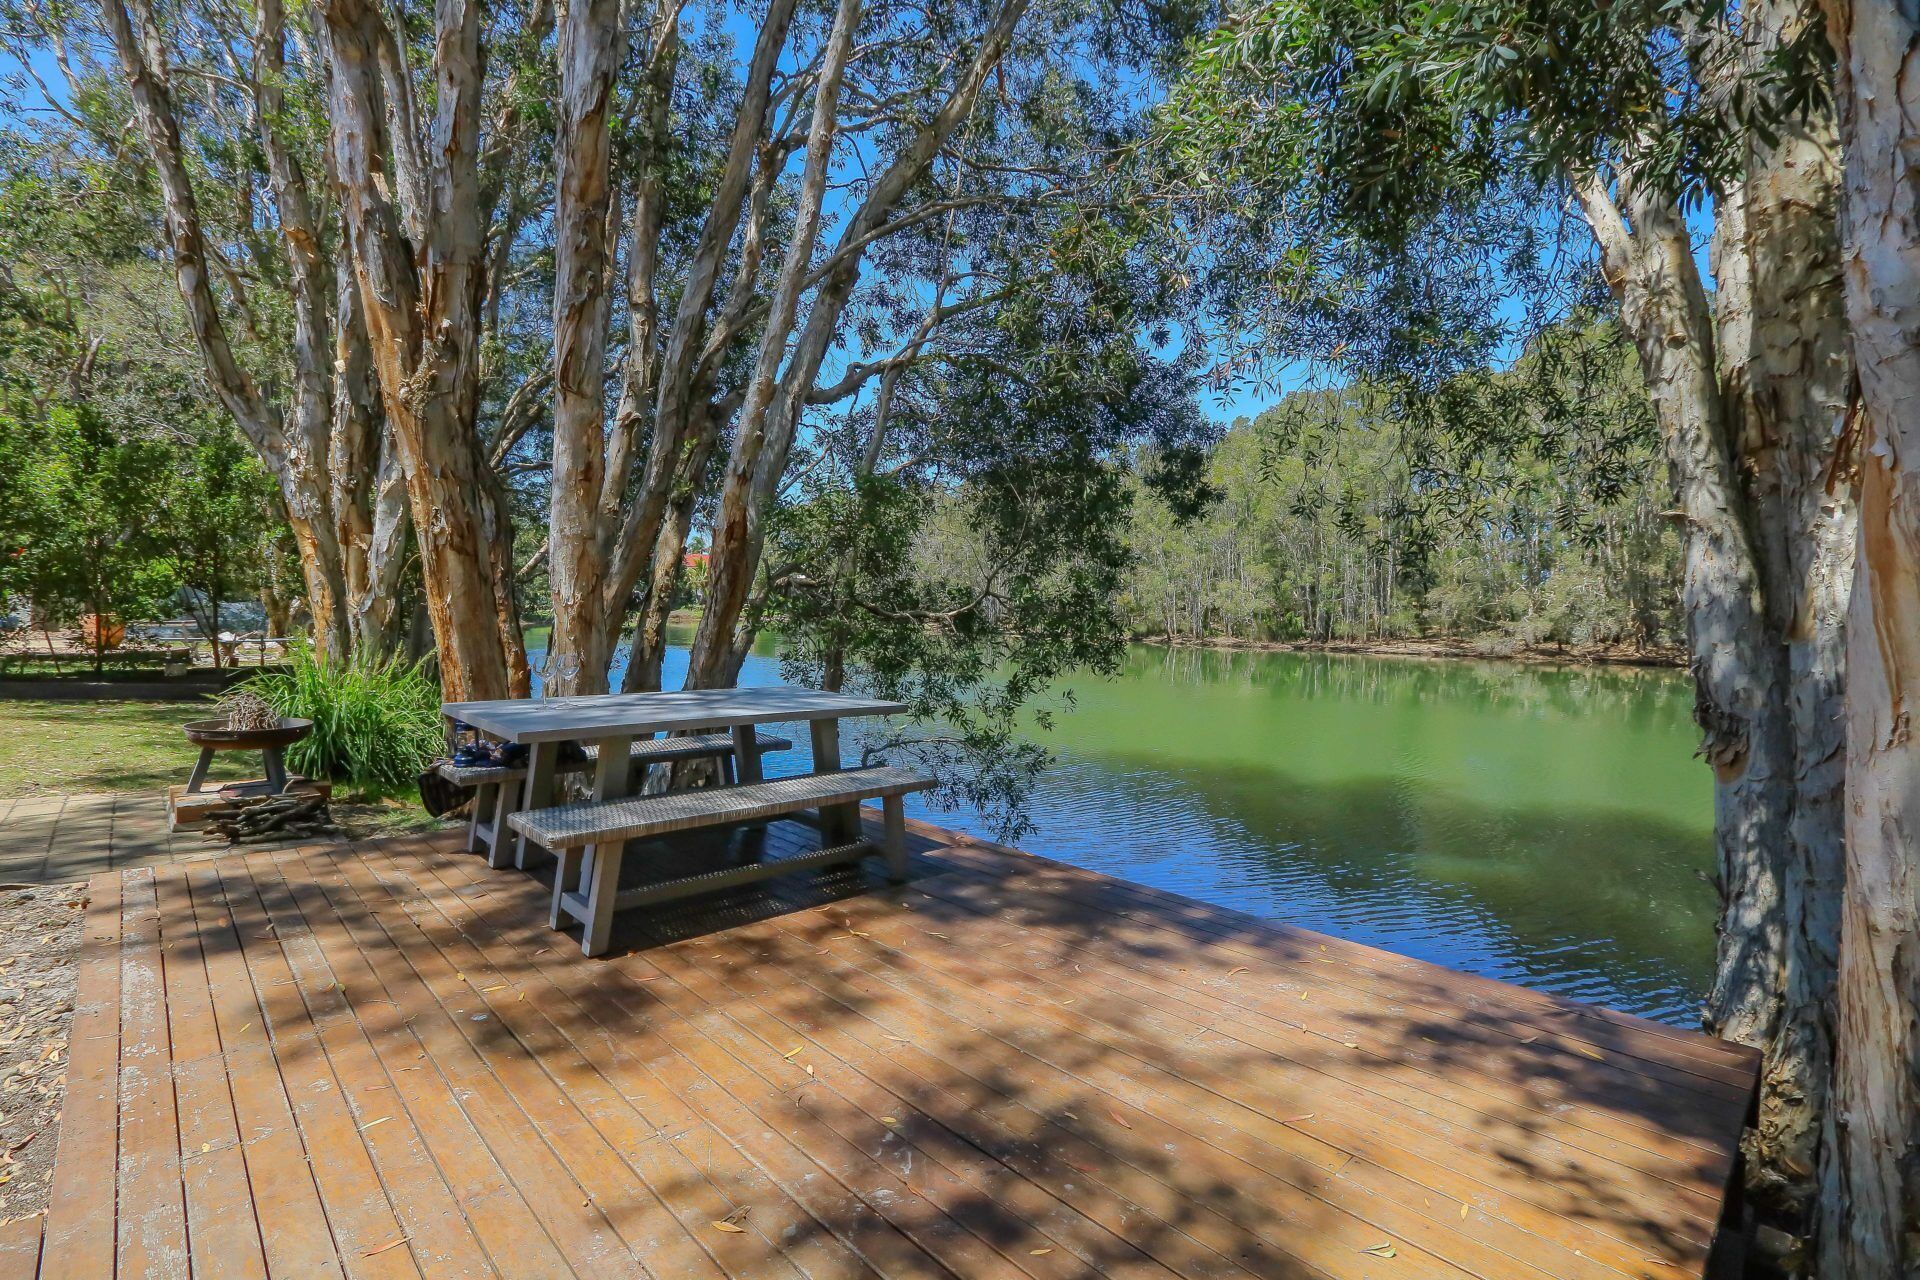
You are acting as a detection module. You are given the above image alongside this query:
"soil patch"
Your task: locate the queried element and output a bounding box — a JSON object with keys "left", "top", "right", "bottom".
{"left": 0, "top": 881, "right": 86, "bottom": 1227}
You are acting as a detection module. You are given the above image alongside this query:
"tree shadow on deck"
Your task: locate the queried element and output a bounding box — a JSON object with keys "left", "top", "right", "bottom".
{"left": 141, "top": 818, "right": 1749, "bottom": 1279}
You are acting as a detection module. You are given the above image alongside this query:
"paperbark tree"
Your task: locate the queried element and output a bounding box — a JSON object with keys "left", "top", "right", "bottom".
{"left": 98, "top": 0, "right": 380, "bottom": 664}
{"left": 546, "top": 0, "right": 628, "bottom": 695}
{"left": 683, "top": 0, "right": 1030, "bottom": 686}
{"left": 1155, "top": 0, "right": 1855, "bottom": 1240}
{"left": 318, "top": 0, "right": 528, "bottom": 701}
{"left": 537, "top": 0, "right": 1080, "bottom": 694}
{"left": 1715, "top": 0, "right": 1855, "bottom": 1221}
{"left": 1815, "top": 0, "right": 1920, "bottom": 1272}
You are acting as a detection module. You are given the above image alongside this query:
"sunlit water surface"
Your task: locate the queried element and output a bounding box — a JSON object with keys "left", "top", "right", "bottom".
{"left": 527, "top": 632, "right": 1715, "bottom": 1026}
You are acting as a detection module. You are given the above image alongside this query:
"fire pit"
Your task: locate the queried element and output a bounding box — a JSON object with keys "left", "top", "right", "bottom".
{"left": 180, "top": 716, "right": 313, "bottom": 796}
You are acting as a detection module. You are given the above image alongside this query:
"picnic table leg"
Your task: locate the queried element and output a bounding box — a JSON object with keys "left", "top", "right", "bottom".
{"left": 577, "top": 735, "right": 634, "bottom": 956}
{"left": 809, "top": 718, "right": 858, "bottom": 843}
{"left": 486, "top": 775, "right": 521, "bottom": 870}
{"left": 515, "top": 742, "right": 557, "bottom": 869}
{"left": 729, "top": 724, "right": 764, "bottom": 783}
{"left": 464, "top": 780, "right": 493, "bottom": 855}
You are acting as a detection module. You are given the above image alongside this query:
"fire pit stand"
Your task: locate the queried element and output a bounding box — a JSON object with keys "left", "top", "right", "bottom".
{"left": 179, "top": 717, "right": 314, "bottom": 797}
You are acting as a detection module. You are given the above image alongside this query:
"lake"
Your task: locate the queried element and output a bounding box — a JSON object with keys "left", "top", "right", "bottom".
{"left": 530, "top": 632, "right": 1717, "bottom": 1027}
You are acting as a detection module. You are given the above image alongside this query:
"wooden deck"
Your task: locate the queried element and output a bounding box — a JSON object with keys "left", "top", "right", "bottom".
{"left": 21, "top": 814, "right": 1756, "bottom": 1279}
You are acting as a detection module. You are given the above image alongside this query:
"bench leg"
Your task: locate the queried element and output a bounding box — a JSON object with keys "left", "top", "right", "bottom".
{"left": 550, "top": 845, "right": 584, "bottom": 929}
{"left": 881, "top": 795, "right": 909, "bottom": 882}
{"left": 580, "top": 843, "right": 624, "bottom": 956}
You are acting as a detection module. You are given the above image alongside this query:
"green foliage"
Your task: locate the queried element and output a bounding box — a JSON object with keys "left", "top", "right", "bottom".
{"left": 161, "top": 430, "right": 281, "bottom": 655}
{"left": 1, "top": 405, "right": 178, "bottom": 664}
{"left": 1121, "top": 319, "right": 1681, "bottom": 648}
{"left": 242, "top": 648, "right": 444, "bottom": 792}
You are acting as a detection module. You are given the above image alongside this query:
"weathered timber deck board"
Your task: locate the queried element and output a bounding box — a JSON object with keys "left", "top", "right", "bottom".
{"left": 29, "top": 815, "right": 1757, "bottom": 1280}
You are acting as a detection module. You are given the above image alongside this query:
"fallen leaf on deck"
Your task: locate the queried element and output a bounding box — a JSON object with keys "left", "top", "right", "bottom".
{"left": 362, "top": 1237, "right": 408, "bottom": 1257}
{"left": 1282, "top": 1114, "right": 1314, "bottom": 1123}
{"left": 1460, "top": 1203, "right": 1470, "bottom": 1218}
{"left": 358, "top": 1117, "right": 390, "bottom": 1132}
{"left": 1106, "top": 1110, "right": 1131, "bottom": 1129}
{"left": 881, "top": 1116, "right": 900, "bottom": 1124}
{"left": 709, "top": 1221, "right": 746, "bottom": 1233}
{"left": 1030, "top": 1247, "right": 1053, "bottom": 1255}
{"left": 1360, "top": 1242, "right": 1396, "bottom": 1258}
{"left": 783, "top": 1046, "right": 803, "bottom": 1059}
{"left": 1227, "top": 967, "right": 1248, "bottom": 976}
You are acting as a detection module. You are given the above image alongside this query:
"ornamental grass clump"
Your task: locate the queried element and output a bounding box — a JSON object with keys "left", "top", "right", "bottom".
{"left": 241, "top": 647, "right": 442, "bottom": 792}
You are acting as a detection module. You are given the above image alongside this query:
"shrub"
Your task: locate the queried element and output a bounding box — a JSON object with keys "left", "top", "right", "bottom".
{"left": 242, "top": 647, "right": 443, "bottom": 792}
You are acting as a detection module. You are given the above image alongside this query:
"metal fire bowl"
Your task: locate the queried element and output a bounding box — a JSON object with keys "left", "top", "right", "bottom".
{"left": 181, "top": 717, "right": 314, "bottom": 751}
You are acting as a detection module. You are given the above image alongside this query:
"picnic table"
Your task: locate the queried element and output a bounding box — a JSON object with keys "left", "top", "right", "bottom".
{"left": 441, "top": 687, "right": 925, "bottom": 953}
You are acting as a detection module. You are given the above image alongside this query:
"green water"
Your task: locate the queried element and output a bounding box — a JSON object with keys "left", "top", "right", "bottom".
{"left": 545, "top": 635, "right": 1719, "bottom": 1026}
{"left": 966, "top": 646, "right": 1718, "bottom": 1025}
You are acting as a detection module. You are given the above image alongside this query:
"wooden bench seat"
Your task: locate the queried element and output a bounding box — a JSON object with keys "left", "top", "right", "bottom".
{"left": 443, "top": 731, "right": 791, "bottom": 868}
{"left": 509, "top": 766, "right": 936, "bottom": 955}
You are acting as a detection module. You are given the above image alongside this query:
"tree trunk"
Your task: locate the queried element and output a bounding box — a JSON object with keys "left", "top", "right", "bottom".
{"left": 319, "top": 0, "right": 516, "bottom": 702}
{"left": 598, "top": 0, "right": 800, "bottom": 654}
{"left": 686, "top": 0, "right": 1032, "bottom": 688}
{"left": 329, "top": 257, "right": 409, "bottom": 657}
{"left": 1816, "top": 0, "right": 1920, "bottom": 1272}
{"left": 1710, "top": 3, "right": 1856, "bottom": 1226}
{"left": 545, "top": 0, "right": 626, "bottom": 695}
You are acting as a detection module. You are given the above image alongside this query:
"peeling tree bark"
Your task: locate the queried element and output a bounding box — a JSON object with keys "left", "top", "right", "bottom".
{"left": 1577, "top": 173, "right": 1798, "bottom": 1050}
{"left": 319, "top": 0, "right": 520, "bottom": 702}
{"left": 1708, "top": 0, "right": 1856, "bottom": 1226}
{"left": 545, "top": 0, "right": 627, "bottom": 695}
{"left": 1814, "top": 0, "right": 1920, "bottom": 1273}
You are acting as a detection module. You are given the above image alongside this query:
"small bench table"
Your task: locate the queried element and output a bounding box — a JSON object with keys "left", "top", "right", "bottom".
{"left": 441, "top": 687, "right": 911, "bottom": 954}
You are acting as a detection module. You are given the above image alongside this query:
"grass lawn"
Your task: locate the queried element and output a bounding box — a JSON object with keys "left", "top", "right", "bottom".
{"left": 0, "top": 697, "right": 447, "bottom": 836}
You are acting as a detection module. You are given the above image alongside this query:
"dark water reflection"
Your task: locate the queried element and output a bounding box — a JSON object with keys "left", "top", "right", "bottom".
{"left": 533, "top": 636, "right": 1716, "bottom": 1027}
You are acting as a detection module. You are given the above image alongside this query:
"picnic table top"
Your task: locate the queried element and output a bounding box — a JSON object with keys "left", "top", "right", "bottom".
{"left": 443, "top": 686, "right": 906, "bottom": 743}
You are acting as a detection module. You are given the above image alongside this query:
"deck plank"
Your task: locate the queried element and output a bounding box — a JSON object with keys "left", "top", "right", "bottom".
{"left": 39, "top": 869, "right": 121, "bottom": 1280}
{"left": 36, "top": 821, "right": 1757, "bottom": 1280}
